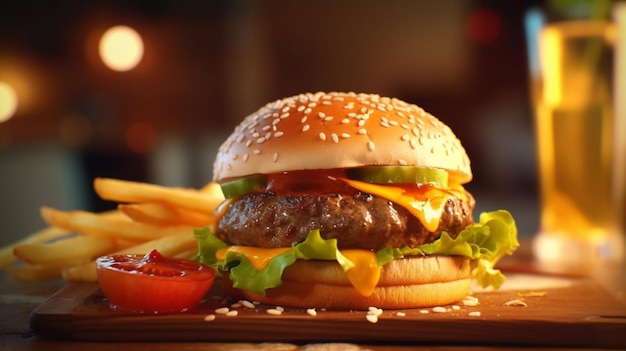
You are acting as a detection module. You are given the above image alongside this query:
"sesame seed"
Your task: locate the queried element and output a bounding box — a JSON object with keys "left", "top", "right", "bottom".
{"left": 280, "top": 112, "right": 289, "bottom": 119}
{"left": 341, "top": 133, "right": 351, "bottom": 139}
{"left": 409, "top": 139, "right": 417, "bottom": 149}
{"left": 245, "top": 140, "right": 253, "bottom": 147}
{"left": 366, "top": 314, "right": 378, "bottom": 323}
{"left": 432, "top": 306, "right": 447, "bottom": 313}
{"left": 420, "top": 309, "right": 429, "bottom": 314}
{"left": 322, "top": 101, "right": 332, "bottom": 105}
{"left": 256, "top": 137, "right": 266, "bottom": 144}
{"left": 262, "top": 125, "right": 271, "bottom": 131}
{"left": 266, "top": 308, "right": 282, "bottom": 316}
{"left": 341, "top": 118, "right": 350, "bottom": 124}
{"left": 462, "top": 296, "right": 479, "bottom": 306}
{"left": 302, "top": 124, "right": 310, "bottom": 132}
{"left": 226, "top": 310, "right": 238, "bottom": 317}
{"left": 452, "top": 305, "right": 461, "bottom": 310}
{"left": 468, "top": 311, "right": 482, "bottom": 317}
{"left": 203, "top": 314, "right": 216, "bottom": 322}
{"left": 358, "top": 128, "right": 367, "bottom": 135}
{"left": 358, "top": 120, "right": 366, "bottom": 127}
{"left": 273, "top": 152, "right": 279, "bottom": 162}
{"left": 243, "top": 153, "right": 249, "bottom": 162}
{"left": 297, "top": 105, "right": 305, "bottom": 112}
{"left": 319, "top": 132, "right": 327, "bottom": 141}
{"left": 324, "top": 116, "right": 333, "bottom": 121}
{"left": 367, "top": 141, "right": 375, "bottom": 151}
{"left": 240, "top": 300, "right": 256, "bottom": 309}
{"left": 396, "top": 312, "right": 406, "bottom": 317}
{"left": 281, "top": 106, "right": 289, "bottom": 113}
{"left": 215, "top": 307, "right": 230, "bottom": 314}
{"left": 307, "top": 308, "right": 317, "bottom": 316}
{"left": 274, "top": 131, "right": 284, "bottom": 138}
{"left": 318, "top": 112, "right": 326, "bottom": 118}
{"left": 304, "top": 108, "right": 312, "bottom": 114}
{"left": 401, "top": 134, "right": 410, "bottom": 141}
{"left": 272, "top": 118, "right": 281, "bottom": 125}
{"left": 398, "top": 159, "right": 408, "bottom": 166}
{"left": 300, "top": 116, "right": 308, "bottom": 123}
{"left": 331, "top": 133, "right": 339, "bottom": 143}
{"left": 253, "top": 149, "right": 261, "bottom": 155}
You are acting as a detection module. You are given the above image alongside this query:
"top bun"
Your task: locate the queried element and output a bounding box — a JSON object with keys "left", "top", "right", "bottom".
{"left": 214, "top": 92, "right": 472, "bottom": 184}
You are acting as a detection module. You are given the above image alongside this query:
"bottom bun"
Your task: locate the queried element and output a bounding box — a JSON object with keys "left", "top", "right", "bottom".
{"left": 224, "top": 256, "right": 475, "bottom": 310}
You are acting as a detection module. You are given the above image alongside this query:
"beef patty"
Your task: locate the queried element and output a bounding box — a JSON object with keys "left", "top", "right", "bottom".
{"left": 216, "top": 190, "right": 475, "bottom": 251}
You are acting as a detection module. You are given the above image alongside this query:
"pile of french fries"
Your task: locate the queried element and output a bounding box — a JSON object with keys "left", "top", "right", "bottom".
{"left": 0, "top": 178, "right": 225, "bottom": 282}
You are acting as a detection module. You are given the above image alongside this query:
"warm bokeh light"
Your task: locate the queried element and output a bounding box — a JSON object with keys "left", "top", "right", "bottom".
{"left": 0, "top": 81, "right": 18, "bottom": 123}
{"left": 99, "top": 25, "right": 144, "bottom": 72}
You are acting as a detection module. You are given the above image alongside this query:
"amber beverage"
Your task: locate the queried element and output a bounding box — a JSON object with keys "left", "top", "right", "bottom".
{"left": 530, "top": 19, "right": 625, "bottom": 272}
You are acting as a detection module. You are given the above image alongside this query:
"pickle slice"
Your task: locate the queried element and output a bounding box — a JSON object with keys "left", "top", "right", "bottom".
{"left": 220, "top": 174, "right": 267, "bottom": 199}
{"left": 346, "top": 166, "right": 448, "bottom": 187}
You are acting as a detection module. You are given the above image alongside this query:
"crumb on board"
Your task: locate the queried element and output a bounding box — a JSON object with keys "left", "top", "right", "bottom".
{"left": 503, "top": 299, "right": 528, "bottom": 307}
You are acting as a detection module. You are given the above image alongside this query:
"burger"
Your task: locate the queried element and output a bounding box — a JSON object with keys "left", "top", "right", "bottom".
{"left": 194, "top": 92, "right": 518, "bottom": 310}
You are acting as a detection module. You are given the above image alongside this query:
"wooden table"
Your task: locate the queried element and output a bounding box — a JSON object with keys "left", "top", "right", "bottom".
{"left": 2, "top": 240, "right": 625, "bottom": 351}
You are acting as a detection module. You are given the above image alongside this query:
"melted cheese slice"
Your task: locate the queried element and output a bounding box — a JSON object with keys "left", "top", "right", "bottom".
{"left": 342, "top": 178, "right": 460, "bottom": 232}
{"left": 216, "top": 246, "right": 291, "bottom": 271}
{"left": 341, "top": 249, "right": 380, "bottom": 296}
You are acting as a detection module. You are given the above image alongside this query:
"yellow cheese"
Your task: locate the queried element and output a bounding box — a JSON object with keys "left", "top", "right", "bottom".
{"left": 341, "top": 249, "right": 381, "bottom": 296}
{"left": 341, "top": 178, "right": 459, "bottom": 232}
{"left": 217, "top": 246, "right": 291, "bottom": 271}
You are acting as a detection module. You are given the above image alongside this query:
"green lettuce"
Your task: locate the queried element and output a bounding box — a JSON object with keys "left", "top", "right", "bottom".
{"left": 193, "top": 210, "right": 518, "bottom": 295}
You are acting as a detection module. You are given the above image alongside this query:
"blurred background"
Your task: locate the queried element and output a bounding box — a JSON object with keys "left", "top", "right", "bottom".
{"left": 0, "top": 0, "right": 555, "bottom": 245}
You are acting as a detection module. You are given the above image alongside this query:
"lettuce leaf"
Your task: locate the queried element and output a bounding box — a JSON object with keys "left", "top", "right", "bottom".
{"left": 193, "top": 210, "right": 518, "bottom": 294}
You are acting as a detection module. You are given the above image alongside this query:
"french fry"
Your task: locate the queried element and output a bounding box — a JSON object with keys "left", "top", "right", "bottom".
{"left": 62, "top": 230, "right": 198, "bottom": 282}
{"left": 13, "top": 235, "right": 116, "bottom": 265}
{"left": 173, "top": 248, "right": 197, "bottom": 259}
{"left": 201, "top": 181, "right": 225, "bottom": 198}
{"left": 94, "top": 178, "right": 224, "bottom": 214}
{"left": 1, "top": 177, "right": 218, "bottom": 282}
{"left": 118, "top": 203, "right": 214, "bottom": 227}
{"left": 0, "top": 226, "right": 70, "bottom": 269}
{"left": 40, "top": 207, "right": 195, "bottom": 242}
{"left": 6, "top": 261, "right": 86, "bottom": 281}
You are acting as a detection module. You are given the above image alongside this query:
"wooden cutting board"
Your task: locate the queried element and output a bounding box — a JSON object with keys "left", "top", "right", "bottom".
{"left": 30, "top": 273, "right": 626, "bottom": 348}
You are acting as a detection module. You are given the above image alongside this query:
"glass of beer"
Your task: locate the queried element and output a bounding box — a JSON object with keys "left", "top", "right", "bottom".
{"left": 526, "top": 7, "right": 625, "bottom": 274}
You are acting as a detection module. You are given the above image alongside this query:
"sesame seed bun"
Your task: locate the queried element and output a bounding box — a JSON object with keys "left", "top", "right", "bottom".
{"left": 213, "top": 92, "right": 472, "bottom": 184}
{"left": 225, "top": 256, "right": 475, "bottom": 310}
